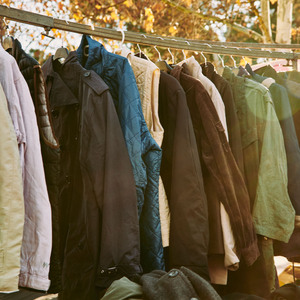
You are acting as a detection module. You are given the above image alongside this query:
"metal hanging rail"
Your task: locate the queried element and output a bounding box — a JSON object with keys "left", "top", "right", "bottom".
{"left": 183, "top": 39, "right": 300, "bottom": 50}
{"left": 0, "top": 5, "right": 299, "bottom": 61}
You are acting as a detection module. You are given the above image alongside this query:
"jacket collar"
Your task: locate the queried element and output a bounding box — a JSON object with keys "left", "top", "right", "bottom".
{"left": 201, "top": 62, "right": 215, "bottom": 78}
{"left": 170, "top": 64, "right": 183, "bottom": 82}
{"left": 245, "top": 63, "right": 267, "bottom": 84}
{"left": 77, "top": 34, "right": 105, "bottom": 70}
{"left": 43, "top": 51, "right": 109, "bottom": 108}
{"left": 42, "top": 52, "right": 80, "bottom": 108}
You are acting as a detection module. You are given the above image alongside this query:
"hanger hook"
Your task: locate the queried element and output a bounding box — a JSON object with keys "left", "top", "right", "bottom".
{"left": 137, "top": 43, "right": 142, "bottom": 56}
{"left": 201, "top": 52, "right": 207, "bottom": 66}
{"left": 218, "top": 54, "right": 225, "bottom": 68}
{"left": 230, "top": 55, "right": 237, "bottom": 68}
{"left": 168, "top": 48, "right": 175, "bottom": 64}
{"left": 113, "top": 28, "right": 125, "bottom": 53}
{"left": 182, "top": 41, "right": 190, "bottom": 61}
{"left": 154, "top": 46, "right": 162, "bottom": 61}
{"left": 3, "top": 17, "right": 9, "bottom": 36}
{"left": 117, "top": 28, "right": 125, "bottom": 46}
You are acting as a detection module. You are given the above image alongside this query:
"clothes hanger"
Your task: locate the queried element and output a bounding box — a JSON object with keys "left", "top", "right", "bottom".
{"left": 168, "top": 47, "right": 175, "bottom": 65}
{"left": 53, "top": 31, "right": 69, "bottom": 63}
{"left": 181, "top": 41, "right": 191, "bottom": 62}
{"left": 113, "top": 28, "right": 125, "bottom": 54}
{"left": 135, "top": 36, "right": 150, "bottom": 61}
{"left": 154, "top": 42, "right": 172, "bottom": 72}
{"left": 2, "top": 18, "right": 13, "bottom": 50}
{"left": 230, "top": 55, "right": 240, "bottom": 75}
{"left": 201, "top": 51, "right": 208, "bottom": 66}
{"left": 237, "top": 55, "right": 251, "bottom": 76}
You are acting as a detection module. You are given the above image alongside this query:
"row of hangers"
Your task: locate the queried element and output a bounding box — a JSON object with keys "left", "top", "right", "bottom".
{"left": 1, "top": 19, "right": 289, "bottom": 74}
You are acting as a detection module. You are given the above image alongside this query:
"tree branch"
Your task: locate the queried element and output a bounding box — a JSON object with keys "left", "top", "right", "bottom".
{"left": 247, "top": 0, "right": 273, "bottom": 43}
{"left": 95, "top": 0, "right": 127, "bottom": 10}
{"left": 161, "top": 0, "right": 264, "bottom": 41}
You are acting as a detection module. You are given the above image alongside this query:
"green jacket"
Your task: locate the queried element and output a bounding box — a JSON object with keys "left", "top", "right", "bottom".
{"left": 223, "top": 67, "right": 295, "bottom": 243}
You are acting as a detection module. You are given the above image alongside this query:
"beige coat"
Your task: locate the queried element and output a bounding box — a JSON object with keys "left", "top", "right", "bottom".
{"left": 121, "top": 47, "right": 170, "bottom": 247}
{"left": 0, "top": 83, "right": 24, "bottom": 293}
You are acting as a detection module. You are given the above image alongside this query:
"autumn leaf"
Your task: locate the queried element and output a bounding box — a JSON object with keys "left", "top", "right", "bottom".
{"left": 270, "top": 0, "right": 277, "bottom": 4}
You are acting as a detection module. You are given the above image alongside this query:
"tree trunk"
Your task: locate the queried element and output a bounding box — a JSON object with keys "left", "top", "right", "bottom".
{"left": 276, "top": 0, "right": 293, "bottom": 44}
{"left": 261, "top": 0, "right": 272, "bottom": 43}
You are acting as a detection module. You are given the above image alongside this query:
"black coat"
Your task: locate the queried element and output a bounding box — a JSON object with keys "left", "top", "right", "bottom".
{"left": 42, "top": 52, "right": 142, "bottom": 300}
{"left": 158, "top": 71, "right": 209, "bottom": 280}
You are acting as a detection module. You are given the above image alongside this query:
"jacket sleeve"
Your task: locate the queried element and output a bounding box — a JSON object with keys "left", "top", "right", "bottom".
{"left": 0, "top": 83, "right": 24, "bottom": 292}
{"left": 252, "top": 91, "right": 295, "bottom": 242}
{"left": 160, "top": 86, "right": 209, "bottom": 280}
{"left": 81, "top": 88, "right": 142, "bottom": 289}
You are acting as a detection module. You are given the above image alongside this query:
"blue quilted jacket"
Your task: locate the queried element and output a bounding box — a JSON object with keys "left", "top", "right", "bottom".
{"left": 77, "top": 35, "right": 164, "bottom": 272}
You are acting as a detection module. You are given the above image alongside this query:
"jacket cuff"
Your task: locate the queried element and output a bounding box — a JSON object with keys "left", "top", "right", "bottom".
{"left": 295, "top": 215, "right": 300, "bottom": 229}
{"left": 240, "top": 239, "right": 260, "bottom": 267}
{"left": 95, "top": 264, "right": 143, "bottom": 289}
{"left": 19, "top": 272, "right": 50, "bottom": 291}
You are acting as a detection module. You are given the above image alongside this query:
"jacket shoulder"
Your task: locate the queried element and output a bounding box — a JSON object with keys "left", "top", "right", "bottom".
{"left": 81, "top": 70, "right": 109, "bottom": 96}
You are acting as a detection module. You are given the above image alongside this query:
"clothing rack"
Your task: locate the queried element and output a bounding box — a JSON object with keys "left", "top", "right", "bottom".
{"left": 0, "top": 5, "right": 299, "bottom": 69}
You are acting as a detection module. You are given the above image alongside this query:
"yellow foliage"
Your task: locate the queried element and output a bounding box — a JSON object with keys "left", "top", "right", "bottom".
{"left": 124, "top": 0, "right": 133, "bottom": 8}
{"left": 236, "top": 0, "right": 241, "bottom": 5}
{"left": 111, "top": 10, "right": 118, "bottom": 21}
{"left": 73, "top": 12, "right": 81, "bottom": 21}
{"left": 239, "top": 56, "right": 252, "bottom": 66}
{"left": 169, "top": 26, "right": 178, "bottom": 35}
{"left": 270, "top": 0, "right": 277, "bottom": 4}
{"left": 145, "top": 7, "right": 152, "bottom": 17}
{"left": 144, "top": 7, "right": 154, "bottom": 33}
{"left": 95, "top": 4, "right": 101, "bottom": 10}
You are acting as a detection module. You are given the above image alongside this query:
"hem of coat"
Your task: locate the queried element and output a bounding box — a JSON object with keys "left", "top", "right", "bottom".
{"left": 19, "top": 272, "right": 50, "bottom": 291}
{"left": 240, "top": 240, "right": 260, "bottom": 267}
{"left": 295, "top": 215, "right": 300, "bottom": 229}
{"left": 0, "top": 277, "right": 19, "bottom": 293}
{"left": 254, "top": 224, "right": 294, "bottom": 243}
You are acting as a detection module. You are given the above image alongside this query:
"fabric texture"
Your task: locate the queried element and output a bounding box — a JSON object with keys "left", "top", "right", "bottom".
{"left": 8, "top": 38, "right": 61, "bottom": 293}
{"left": 0, "top": 83, "right": 24, "bottom": 293}
{"left": 223, "top": 67, "right": 295, "bottom": 243}
{"left": 251, "top": 66, "right": 300, "bottom": 263}
{"left": 226, "top": 236, "right": 275, "bottom": 299}
{"left": 42, "top": 52, "right": 142, "bottom": 299}
{"left": 141, "top": 267, "right": 222, "bottom": 300}
{"left": 77, "top": 35, "right": 164, "bottom": 273}
{"left": 100, "top": 277, "right": 143, "bottom": 300}
{"left": 121, "top": 47, "right": 170, "bottom": 248}
{"left": 254, "top": 65, "right": 300, "bottom": 216}
{"left": 246, "top": 64, "right": 300, "bottom": 216}
{"left": 0, "top": 44, "right": 52, "bottom": 291}
{"left": 158, "top": 71, "right": 209, "bottom": 279}
{"left": 201, "top": 62, "right": 244, "bottom": 176}
{"left": 170, "top": 65, "right": 259, "bottom": 267}
{"left": 270, "top": 283, "right": 300, "bottom": 300}
{"left": 222, "top": 293, "right": 265, "bottom": 299}
{"left": 179, "top": 59, "right": 239, "bottom": 283}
